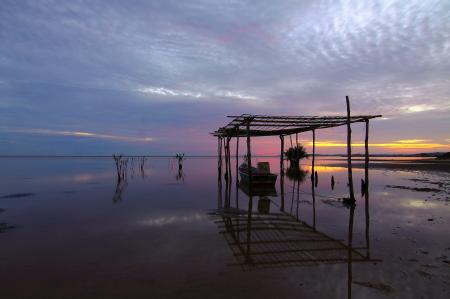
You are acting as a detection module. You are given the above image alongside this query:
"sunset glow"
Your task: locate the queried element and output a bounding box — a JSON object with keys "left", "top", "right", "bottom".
{"left": 307, "top": 140, "right": 450, "bottom": 149}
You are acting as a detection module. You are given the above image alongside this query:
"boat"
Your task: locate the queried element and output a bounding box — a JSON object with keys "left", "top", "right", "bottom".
{"left": 239, "top": 162, "right": 278, "bottom": 186}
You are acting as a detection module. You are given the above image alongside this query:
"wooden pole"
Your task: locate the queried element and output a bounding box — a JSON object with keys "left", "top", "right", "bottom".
{"left": 235, "top": 128, "right": 240, "bottom": 208}
{"left": 364, "top": 119, "right": 369, "bottom": 193}
{"left": 223, "top": 138, "right": 227, "bottom": 180}
{"left": 236, "top": 127, "right": 240, "bottom": 184}
{"left": 218, "top": 137, "right": 222, "bottom": 181}
{"left": 311, "top": 129, "right": 315, "bottom": 182}
{"left": 280, "top": 135, "right": 285, "bottom": 212}
{"left": 227, "top": 136, "right": 232, "bottom": 184}
{"left": 346, "top": 96, "right": 355, "bottom": 203}
{"left": 296, "top": 133, "right": 298, "bottom": 146}
{"left": 311, "top": 130, "right": 316, "bottom": 229}
{"left": 245, "top": 118, "right": 253, "bottom": 262}
{"left": 246, "top": 119, "right": 253, "bottom": 190}
{"left": 364, "top": 119, "right": 370, "bottom": 258}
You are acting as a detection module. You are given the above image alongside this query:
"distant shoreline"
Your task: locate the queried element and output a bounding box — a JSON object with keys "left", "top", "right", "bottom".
{"left": 0, "top": 154, "right": 445, "bottom": 158}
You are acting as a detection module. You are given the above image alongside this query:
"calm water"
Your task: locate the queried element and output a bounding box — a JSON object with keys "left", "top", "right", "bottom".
{"left": 1, "top": 157, "right": 449, "bottom": 298}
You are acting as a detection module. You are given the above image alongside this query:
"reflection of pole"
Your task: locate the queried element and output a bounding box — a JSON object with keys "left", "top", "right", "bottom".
{"left": 346, "top": 96, "right": 355, "bottom": 203}
{"left": 246, "top": 196, "right": 253, "bottom": 264}
{"left": 347, "top": 204, "right": 356, "bottom": 299}
{"left": 296, "top": 177, "right": 300, "bottom": 220}
{"left": 365, "top": 119, "right": 371, "bottom": 258}
{"left": 218, "top": 172, "right": 223, "bottom": 209}
{"left": 312, "top": 172, "right": 316, "bottom": 229}
{"left": 224, "top": 166, "right": 229, "bottom": 208}
{"left": 280, "top": 135, "right": 285, "bottom": 212}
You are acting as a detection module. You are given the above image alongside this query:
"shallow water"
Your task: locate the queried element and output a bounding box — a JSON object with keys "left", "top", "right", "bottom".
{"left": 1, "top": 157, "right": 449, "bottom": 298}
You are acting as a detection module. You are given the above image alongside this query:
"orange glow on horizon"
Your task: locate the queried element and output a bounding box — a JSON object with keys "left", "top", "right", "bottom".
{"left": 248, "top": 138, "right": 450, "bottom": 156}
{"left": 306, "top": 140, "right": 450, "bottom": 149}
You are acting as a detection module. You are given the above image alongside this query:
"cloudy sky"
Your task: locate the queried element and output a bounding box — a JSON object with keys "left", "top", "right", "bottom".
{"left": 0, "top": 0, "right": 449, "bottom": 155}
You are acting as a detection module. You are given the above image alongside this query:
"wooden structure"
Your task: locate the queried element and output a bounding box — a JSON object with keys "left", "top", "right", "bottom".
{"left": 213, "top": 97, "right": 382, "bottom": 204}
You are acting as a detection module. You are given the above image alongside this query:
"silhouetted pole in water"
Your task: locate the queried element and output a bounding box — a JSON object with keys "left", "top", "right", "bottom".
{"left": 331, "top": 175, "right": 335, "bottom": 190}
{"left": 280, "top": 135, "right": 285, "bottom": 212}
{"left": 365, "top": 119, "right": 370, "bottom": 192}
{"left": 217, "top": 137, "right": 222, "bottom": 182}
{"left": 346, "top": 96, "right": 355, "bottom": 204}
{"left": 223, "top": 138, "right": 228, "bottom": 181}
{"left": 246, "top": 118, "right": 253, "bottom": 193}
{"left": 364, "top": 119, "right": 371, "bottom": 259}
{"left": 223, "top": 138, "right": 227, "bottom": 181}
{"left": 311, "top": 130, "right": 316, "bottom": 183}
{"left": 235, "top": 127, "right": 240, "bottom": 207}
{"left": 235, "top": 127, "right": 240, "bottom": 184}
{"left": 226, "top": 136, "right": 232, "bottom": 184}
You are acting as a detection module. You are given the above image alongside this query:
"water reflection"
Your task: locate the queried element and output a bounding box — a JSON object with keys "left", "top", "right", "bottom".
{"left": 112, "top": 176, "right": 128, "bottom": 203}
{"left": 111, "top": 156, "right": 149, "bottom": 202}
{"left": 176, "top": 168, "right": 185, "bottom": 181}
{"left": 211, "top": 165, "right": 378, "bottom": 299}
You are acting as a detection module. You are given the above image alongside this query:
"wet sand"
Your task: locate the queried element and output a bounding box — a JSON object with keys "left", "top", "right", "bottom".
{"left": 328, "top": 159, "right": 450, "bottom": 172}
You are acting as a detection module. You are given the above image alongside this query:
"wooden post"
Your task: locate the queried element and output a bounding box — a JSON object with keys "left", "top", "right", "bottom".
{"left": 236, "top": 127, "right": 240, "bottom": 184}
{"left": 227, "top": 136, "right": 232, "bottom": 184}
{"left": 245, "top": 118, "right": 253, "bottom": 262}
{"left": 235, "top": 128, "right": 240, "bottom": 208}
{"left": 364, "top": 119, "right": 370, "bottom": 258}
{"left": 246, "top": 119, "right": 253, "bottom": 189}
{"left": 311, "top": 129, "right": 315, "bottom": 182}
{"left": 218, "top": 137, "right": 222, "bottom": 181}
{"left": 311, "top": 131, "right": 316, "bottom": 228}
{"left": 280, "top": 135, "right": 284, "bottom": 173}
{"left": 223, "top": 138, "right": 227, "bottom": 180}
{"left": 364, "top": 119, "right": 369, "bottom": 192}
{"left": 346, "top": 96, "right": 355, "bottom": 203}
{"left": 296, "top": 133, "right": 298, "bottom": 146}
{"left": 280, "top": 135, "right": 285, "bottom": 212}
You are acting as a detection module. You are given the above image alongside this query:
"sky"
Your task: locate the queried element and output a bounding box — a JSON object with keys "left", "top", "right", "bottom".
{"left": 0, "top": 0, "right": 449, "bottom": 155}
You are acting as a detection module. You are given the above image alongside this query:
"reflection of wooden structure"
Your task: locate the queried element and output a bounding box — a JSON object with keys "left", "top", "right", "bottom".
{"left": 211, "top": 171, "right": 380, "bottom": 271}
{"left": 238, "top": 182, "right": 277, "bottom": 197}
{"left": 210, "top": 207, "right": 376, "bottom": 271}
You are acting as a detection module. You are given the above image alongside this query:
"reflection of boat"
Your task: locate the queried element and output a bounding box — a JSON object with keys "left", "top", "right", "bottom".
{"left": 239, "top": 162, "right": 278, "bottom": 186}
{"left": 239, "top": 181, "right": 277, "bottom": 197}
